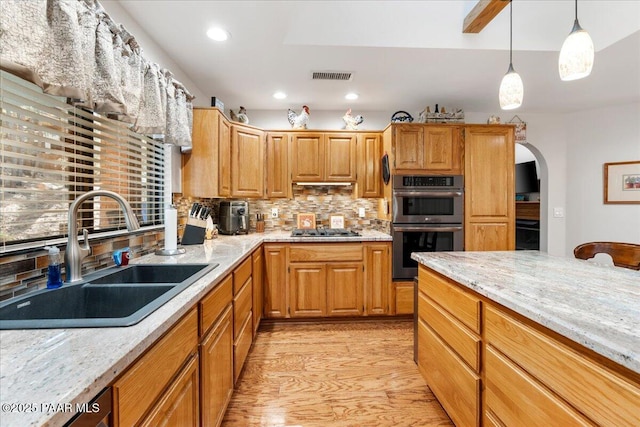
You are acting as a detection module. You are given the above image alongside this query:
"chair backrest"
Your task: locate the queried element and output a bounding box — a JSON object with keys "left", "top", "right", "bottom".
{"left": 573, "top": 242, "right": 640, "bottom": 271}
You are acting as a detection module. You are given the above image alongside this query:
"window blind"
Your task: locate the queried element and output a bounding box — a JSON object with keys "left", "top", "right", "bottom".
{"left": 0, "top": 70, "right": 165, "bottom": 249}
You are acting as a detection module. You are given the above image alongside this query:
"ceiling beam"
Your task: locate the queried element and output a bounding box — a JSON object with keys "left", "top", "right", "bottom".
{"left": 463, "top": 0, "right": 509, "bottom": 33}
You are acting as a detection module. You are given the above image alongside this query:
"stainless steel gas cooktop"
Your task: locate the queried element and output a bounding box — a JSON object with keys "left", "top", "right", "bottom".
{"left": 291, "top": 228, "right": 361, "bottom": 237}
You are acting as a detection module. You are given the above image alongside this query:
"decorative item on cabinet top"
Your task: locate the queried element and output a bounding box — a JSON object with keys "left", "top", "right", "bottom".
{"left": 230, "top": 106, "right": 249, "bottom": 124}
{"left": 418, "top": 105, "right": 465, "bottom": 123}
{"left": 391, "top": 111, "right": 414, "bottom": 123}
{"left": 288, "top": 105, "right": 310, "bottom": 129}
{"left": 343, "top": 108, "right": 364, "bottom": 130}
{"left": 509, "top": 115, "right": 527, "bottom": 143}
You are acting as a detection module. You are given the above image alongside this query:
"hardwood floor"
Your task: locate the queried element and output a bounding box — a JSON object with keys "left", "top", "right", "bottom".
{"left": 222, "top": 319, "right": 453, "bottom": 427}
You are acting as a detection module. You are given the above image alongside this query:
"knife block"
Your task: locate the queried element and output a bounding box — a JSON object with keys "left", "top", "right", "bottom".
{"left": 181, "top": 218, "right": 206, "bottom": 245}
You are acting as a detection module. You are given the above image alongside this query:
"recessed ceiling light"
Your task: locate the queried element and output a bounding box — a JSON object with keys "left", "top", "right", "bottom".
{"left": 345, "top": 93, "right": 359, "bottom": 100}
{"left": 273, "top": 91, "right": 287, "bottom": 100}
{"left": 206, "top": 27, "right": 230, "bottom": 42}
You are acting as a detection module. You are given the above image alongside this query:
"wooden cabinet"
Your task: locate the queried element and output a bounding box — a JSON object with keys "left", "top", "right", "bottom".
{"left": 417, "top": 263, "right": 640, "bottom": 427}
{"left": 233, "top": 256, "right": 253, "bottom": 383}
{"left": 417, "top": 266, "right": 481, "bottom": 427}
{"left": 393, "top": 281, "right": 414, "bottom": 315}
{"left": 290, "top": 132, "right": 357, "bottom": 182}
{"left": 231, "top": 124, "right": 264, "bottom": 198}
{"left": 199, "top": 275, "right": 233, "bottom": 427}
{"left": 184, "top": 108, "right": 264, "bottom": 198}
{"left": 263, "top": 244, "right": 288, "bottom": 318}
{"left": 112, "top": 309, "right": 198, "bottom": 427}
{"left": 365, "top": 243, "right": 390, "bottom": 315}
{"left": 140, "top": 354, "right": 200, "bottom": 427}
{"left": 387, "top": 124, "right": 462, "bottom": 175}
{"left": 266, "top": 133, "right": 290, "bottom": 198}
{"left": 357, "top": 133, "right": 382, "bottom": 198}
{"left": 464, "top": 125, "right": 515, "bottom": 251}
{"left": 252, "top": 246, "right": 264, "bottom": 336}
{"left": 183, "top": 108, "right": 229, "bottom": 198}
{"left": 264, "top": 242, "right": 394, "bottom": 319}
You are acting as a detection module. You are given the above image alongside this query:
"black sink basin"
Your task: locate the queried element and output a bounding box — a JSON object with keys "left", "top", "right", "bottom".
{"left": 0, "top": 263, "right": 218, "bottom": 329}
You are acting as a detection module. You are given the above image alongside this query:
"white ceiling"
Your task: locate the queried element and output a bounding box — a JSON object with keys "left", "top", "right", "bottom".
{"left": 113, "top": 0, "right": 640, "bottom": 114}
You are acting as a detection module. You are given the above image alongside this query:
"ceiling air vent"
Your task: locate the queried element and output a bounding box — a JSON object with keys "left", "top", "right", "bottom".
{"left": 311, "top": 71, "right": 353, "bottom": 81}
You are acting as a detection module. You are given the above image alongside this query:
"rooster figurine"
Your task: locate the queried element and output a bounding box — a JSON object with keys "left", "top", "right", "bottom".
{"left": 342, "top": 108, "right": 364, "bottom": 130}
{"left": 229, "top": 106, "right": 249, "bottom": 124}
{"left": 287, "top": 105, "right": 310, "bottom": 129}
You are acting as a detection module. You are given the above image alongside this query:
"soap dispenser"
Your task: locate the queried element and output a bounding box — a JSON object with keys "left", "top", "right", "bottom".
{"left": 45, "top": 246, "right": 63, "bottom": 289}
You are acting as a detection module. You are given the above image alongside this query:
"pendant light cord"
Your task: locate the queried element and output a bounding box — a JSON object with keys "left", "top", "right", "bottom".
{"left": 509, "top": 0, "right": 513, "bottom": 65}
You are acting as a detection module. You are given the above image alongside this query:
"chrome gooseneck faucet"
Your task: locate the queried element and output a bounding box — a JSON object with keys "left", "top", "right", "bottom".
{"left": 65, "top": 190, "right": 140, "bottom": 283}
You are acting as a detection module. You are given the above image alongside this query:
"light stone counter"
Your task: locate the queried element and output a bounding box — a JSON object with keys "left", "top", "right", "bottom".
{"left": 0, "top": 230, "right": 390, "bottom": 427}
{"left": 411, "top": 250, "right": 640, "bottom": 374}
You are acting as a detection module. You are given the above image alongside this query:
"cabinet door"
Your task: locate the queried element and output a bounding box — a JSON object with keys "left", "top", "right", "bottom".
{"left": 424, "top": 126, "right": 461, "bottom": 173}
{"left": 266, "top": 133, "right": 289, "bottom": 198}
{"left": 231, "top": 125, "right": 264, "bottom": 198}
{"left": 218, "top": 116, "right": 231, "bottom": 197}
{"left": 326, "top": 263, "right": 363, "bottom": 316}
{"left": 184, "top": 108, "right": 228, "bottom": 198}
{"left": 365, "top": 243, "right": 390, "bottom": 315}
{"left": 140, "top": 354, "right": 200, "bottom": 427}
{"left": 291, "top": 133, "right": 324, "bottom": 181}
{"left": 357, "top": 133, "right": 382, "bottom": 197}
{"left": 199, "top": 307, "right": 233, "bottom": 427}
{"left": 289, "top": 263, "right": 326, "bottom": 317}
{"left": 393, "top": 124, "right": 424, "bottom": 172}
{"left": 252, "top": 247, "right": 264, "bottom": 336}
{"left": 264, "top": 245, "right": 288, "bottom": 318}
{"left": 464, "top": 126, "right": 515, "bottom": 251}
{"left": 325, "top": 133, "right": 357, "bottom": 181}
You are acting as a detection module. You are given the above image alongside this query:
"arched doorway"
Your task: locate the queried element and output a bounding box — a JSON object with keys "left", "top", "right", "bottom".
{"left": 515, "top": 143, "right": 549, "bottom": 252}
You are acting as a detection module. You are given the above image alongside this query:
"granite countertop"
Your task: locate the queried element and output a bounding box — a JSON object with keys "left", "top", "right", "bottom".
{"left": 411, "top": 250, "right": 640, "bottom": 374}
{"left": 0, "top": 230, "right": 390, "bottom": 427}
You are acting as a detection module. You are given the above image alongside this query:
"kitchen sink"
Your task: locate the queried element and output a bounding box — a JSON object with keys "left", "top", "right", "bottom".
{"left": 0, "top": 263, "right": 218, "bottom": 329}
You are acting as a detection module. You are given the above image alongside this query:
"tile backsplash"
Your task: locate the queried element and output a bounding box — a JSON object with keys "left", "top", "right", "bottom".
{"left": 174, "top": 185, "right": 391, "bottom": 235}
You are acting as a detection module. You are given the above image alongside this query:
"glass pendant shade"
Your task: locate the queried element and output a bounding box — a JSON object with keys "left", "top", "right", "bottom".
{"left": 559, "top": 20, "right": 594, "bottom": 81}
{"left": 499, "top": 63, "right": 523, "bottom": 110}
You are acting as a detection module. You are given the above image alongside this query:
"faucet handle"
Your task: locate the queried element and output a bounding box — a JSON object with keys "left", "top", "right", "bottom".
{"left": 81, "top": 229, "right": 91, "bottom": 254}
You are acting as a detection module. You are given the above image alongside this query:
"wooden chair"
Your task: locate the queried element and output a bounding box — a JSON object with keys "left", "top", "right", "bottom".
{"left": 573, "top": 242, "right": 640, "bottom": 271}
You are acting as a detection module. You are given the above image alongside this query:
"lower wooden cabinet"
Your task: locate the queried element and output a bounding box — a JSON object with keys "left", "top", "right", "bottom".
{"left": 139, "top": 354, "right": 200, "bottom": 427}
{"left": 417, "top": 264, "right": 640, "bottom": 427}
{"left": 264, "top": 242, "right": 392, "bottom": 319}
{"left": 393, "top": 281, "right": 414, "bottom": 315}
{"left": 199, "top": 306, "right": 233, "bottom": 427}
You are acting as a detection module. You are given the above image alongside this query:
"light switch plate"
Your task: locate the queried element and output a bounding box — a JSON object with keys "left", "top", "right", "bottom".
{"left": 358, "top": 207, "right": 365, "bottom": 218}
{"left": 553, "top": 207, "right": 564, "bottom": 218}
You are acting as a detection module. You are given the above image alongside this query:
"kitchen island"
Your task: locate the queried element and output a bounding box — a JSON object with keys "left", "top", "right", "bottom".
{"left": 412, "top": 250, "right": 639, "bottom": 426}
{"left": 0, "top": 230, "right": 391, "bottom": 427}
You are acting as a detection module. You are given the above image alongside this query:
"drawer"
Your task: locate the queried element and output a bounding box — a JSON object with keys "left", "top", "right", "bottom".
{"left": 289, "top": 243, "right": 363, "bottom": 262}
{"left": 199, "top": 274, "right": 232, "bottom": 337}
{"left": 233, "top": 256, "right": 252, "bottom": 294}
{"left": 418, "top": 266, "right": 480, "bottom": 333}
{"left": 394, "top": 281, "right": 414, "bottom": 315}
{"left": 113, "top": 309, "right": 198, "bottom": 427}
{"left": 233, "top": 278, "right": 252, "bottom": 339}
{"left": 418, "top": 292, "right": 480, "bottom": 372}
{"left": 233, "top": 311, "right": 253, "bottom": 383}
{"left": 417, "top": 319, "right": 480, "bottom": 427}
{"left": 485, "top": 345, "right": 592, "bottom": 426}
{"left": 485, "top": 305, "right": 640, "bottom": 427}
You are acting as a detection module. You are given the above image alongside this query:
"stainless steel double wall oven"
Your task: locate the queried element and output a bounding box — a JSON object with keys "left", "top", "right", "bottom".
{"left": 391, "top": 175, "right": 464, "bottom": 280}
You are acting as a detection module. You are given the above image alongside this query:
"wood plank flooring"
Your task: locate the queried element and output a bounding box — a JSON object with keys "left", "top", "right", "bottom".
{"left": 222, "top": 319, "right": 454, "bottom": 427}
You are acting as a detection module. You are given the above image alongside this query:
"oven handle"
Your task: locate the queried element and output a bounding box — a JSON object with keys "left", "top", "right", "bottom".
{"left": 393, "top": 190, "right": 463, "bottom": 198}
{"left": 393, "top": 225, "right": 463, "bottom": 233}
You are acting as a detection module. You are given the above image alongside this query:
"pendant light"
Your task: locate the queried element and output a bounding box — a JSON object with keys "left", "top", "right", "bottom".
{"left": 499, "top": 0, "right": 523, "bottom": 110}
{"left": 558, "top": 0, "right": 594, "bottom": 81}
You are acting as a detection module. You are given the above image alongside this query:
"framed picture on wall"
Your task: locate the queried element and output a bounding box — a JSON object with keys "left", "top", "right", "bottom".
{"left": 604, "top": 161, "right": 640, "bottom": 204}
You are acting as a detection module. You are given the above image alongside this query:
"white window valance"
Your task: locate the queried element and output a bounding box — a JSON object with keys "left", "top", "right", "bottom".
{"left": 0, "top": 0, "right": 193, "bottom": 146}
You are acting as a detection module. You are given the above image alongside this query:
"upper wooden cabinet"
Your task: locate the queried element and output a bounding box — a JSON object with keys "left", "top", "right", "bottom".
{"left": 231, "top": 125, "right": 264, "bottom": 198}
{"left": 266, "top": 133, "right": 289, "bottom": 198}
{"left": 386, "top": 123, "right": 463, "bottom": 175}
{"left": 464, "top": 125, "right": 515, "bottom": 251}
{"left": 357, "top": 133, "right": 382, "bottom": 198}
{"left": 184, "top": 108, "right": 264, "bottom": 198}
{"left": 290, "top": 132, "right": 357, "bottom": 182}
